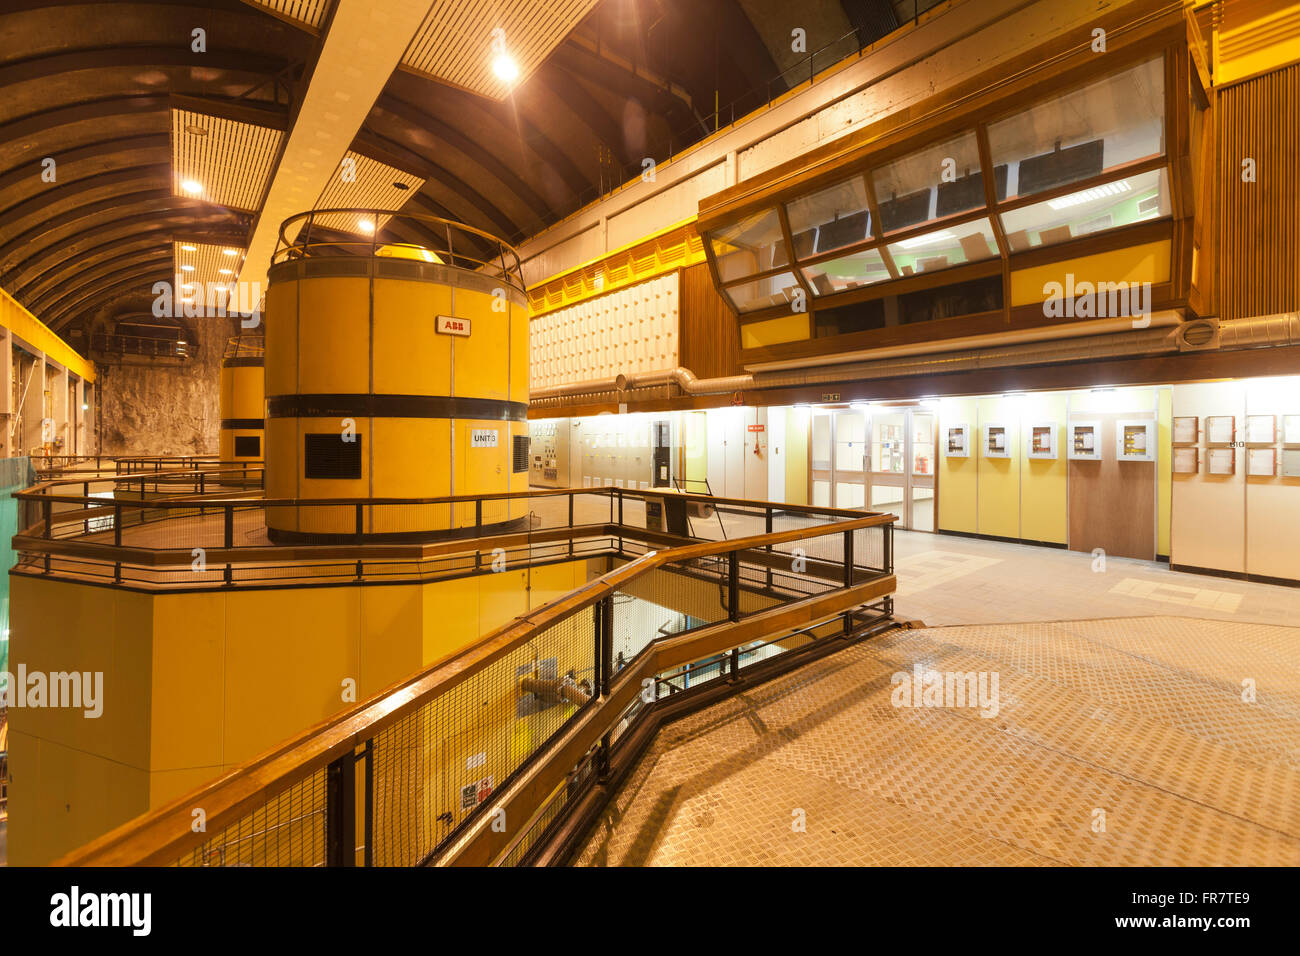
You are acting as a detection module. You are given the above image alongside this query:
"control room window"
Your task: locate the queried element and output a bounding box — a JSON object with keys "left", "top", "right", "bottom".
{"left": 305, "top": 433, "right": 362, "bottom": 480}
{"left": 986, "top": 55, "right": 1165, "bottom": 201}
{"left": 801, "top": 247, "right": 890, "bottom": 297}
{"left": 885, "top": 218, "right": 998, "bottom": 277}
{"left": 871, "top": 131, "right": 989, "bottom": 234}
{"left": 998, "top": 167, "right": 1170, "bottom": 252}
{"left": 784, "top": 176, "right": 873, "bottom": 258}
{"left": 706, "top": 208, "right": 786, "bottom": 282}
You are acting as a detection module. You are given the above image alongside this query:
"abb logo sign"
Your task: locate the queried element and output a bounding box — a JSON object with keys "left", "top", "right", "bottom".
{"left": 436, "top": 315, "right": 471, "bottom": 337}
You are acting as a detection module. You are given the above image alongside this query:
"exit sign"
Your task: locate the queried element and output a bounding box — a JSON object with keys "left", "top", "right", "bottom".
{"left": 747, "top": 424, "right": 765, "bottom": 432}
{"left": 436, "top": 315, "right": 471, "bottom": 336}
{"left": 821, "top": 392, "right": 840, "bottom": 402}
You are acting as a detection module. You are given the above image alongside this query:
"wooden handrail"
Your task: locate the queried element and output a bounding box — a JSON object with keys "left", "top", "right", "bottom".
{"left": 54, "top": 511, "right": 893, "bottom": 866}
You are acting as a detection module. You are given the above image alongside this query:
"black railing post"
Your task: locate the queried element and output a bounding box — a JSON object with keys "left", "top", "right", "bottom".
{"left": 223, "top": 505, "right": 234, "bottom": 586}
{"left": 82, "top": 481, "right": 90, "bottom": 534}
{"left": 42, "top": 498, "right": 51, "bottom": 539}
{"left": 568, "top": 493, "right": 574, "bottom": 557}
{"left": 363, "top": 740, "right": 374, "bottom": 868}
{"left": 765, "top": 506, "right": 773, "bottom": 590}
{"left": 843, "top": 529, "right": 854, "bottom": 587}
{"left": 727, "top": 550, "right": 739, "bottom": 622}
{"left": 114, "top": 503, "right": 122, "bottom": 583}
{"left": 600, "top": 594, "right": 614, "bottom": 699}
{"left": 843, "top": 529, "right": 855, "bottom": 636}
{"left": 884, "top": 521, "right": 893, "bottom": 574}
{"left": 354, "top": 503, "right": 363, "bottom": 541}
{"left": 325, "top": 752, "right": 357, "bottom": 867}
{"left": 592, "top": 599, "right": 604, "bottom": 706}
{"left": 730, "top": 645, "right": 741, "bottom": 683}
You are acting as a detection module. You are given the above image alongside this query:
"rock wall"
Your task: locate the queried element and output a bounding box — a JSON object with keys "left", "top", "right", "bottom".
{"left": 97, "top": 314, "right": 240, "bottom": 456}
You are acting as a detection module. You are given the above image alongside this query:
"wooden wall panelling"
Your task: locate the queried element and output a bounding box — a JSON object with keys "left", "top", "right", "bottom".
{"left": 1067, "top": 411, "right": 1157, "bottom": 560}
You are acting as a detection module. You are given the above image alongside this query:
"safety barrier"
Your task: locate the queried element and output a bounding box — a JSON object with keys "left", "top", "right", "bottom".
{"left": 48, "top": 489, "right": 894, "bottom": 866}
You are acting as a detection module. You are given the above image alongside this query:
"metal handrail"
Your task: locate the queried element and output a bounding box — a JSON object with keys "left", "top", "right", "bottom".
{"left": 271, "top": 207, "right": 525, "bottom": 294}
{"left": 55, "top": 504, "right": 894, "bottom": 867}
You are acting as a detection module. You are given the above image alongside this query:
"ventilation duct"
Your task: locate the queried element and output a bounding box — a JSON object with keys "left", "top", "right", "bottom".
{"left": 528, "top": 313, "right": 1300, "bottom": 406}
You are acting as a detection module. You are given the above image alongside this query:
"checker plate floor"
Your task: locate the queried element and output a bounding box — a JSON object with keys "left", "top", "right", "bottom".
{"left": 574, "top": 616, "right": 1300, "bottom": 866}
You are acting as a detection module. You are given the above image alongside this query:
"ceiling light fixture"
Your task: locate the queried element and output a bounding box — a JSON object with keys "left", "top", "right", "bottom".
{"left": 1047, "top": 179, "right": 1131, "bottom": 211}
{"left": 392, "top": 181, "right": 411, "bottom": 191}
{"left": 180, "top": 264, "right": 195, "bottom": 272}
{"left": 358, "top": 218, "right": 375, "bottom": 234}
{"left": 219, "top": 268, "right": 233, "bottom": 275}
{"left": 180, "top": 179, "right": 203, "bottom": 196}
{"left": 897, "top": 230, "right": 955, "bottom": 249}
{"left": 180, "top": 244, "right": 197, "bottom": 252}
{"left": 491, "top": 52, "right": 520, "bottom": 84}
{"left": 222, "top": 248, "right": 238, "bottom": 256}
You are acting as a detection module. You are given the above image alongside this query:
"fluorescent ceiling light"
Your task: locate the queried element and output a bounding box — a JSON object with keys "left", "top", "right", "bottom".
{"left": 180, "top": 264, "right": 195, "bottom": 272}
{"left": 222, "top": 248, "right": 238, "bottom": 256}
{"left": 219, "top": 268, "right": 233, "bottom": 275}
{"left": 897, "top": 230, "right": 955, "bottom": 249}
{"left": 1047, "top": 180, "right": 1131, "bottom": 211}
{"left": 180, "top": 244, "right": 197, "bottom": 252}
{"left": 491, "top": 53, "right": 520, "bottom": 84}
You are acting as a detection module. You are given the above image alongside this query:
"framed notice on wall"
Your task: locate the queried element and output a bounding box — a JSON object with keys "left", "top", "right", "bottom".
{"left": 1206, "top": 415, "right": 1236, "bottom": 445}
{"left": 984, "top": 423, "right": 1009, "bottom": 458}
{"left": 1027, "top": 422, "right": 1057, "bottom": 460}
{"left": 1284, "top": 415, "right": 1300, "bottom": 446}
{"left": 1247, "top": 448, "right": 1276, "bottom": 477}
{"left": 1245, "top": 415, "right": 1276, "bottom": 444}
{"left": 1207, "top": 447, "right": 1235, "bottom": 475}
{"left": 1173, "top": 447, "right": 1199, "bottom": 474}
{"left": 1117, "top": 420, "right": 1155, "bottom": 462}
{"left": 1068, "top": 421, "right": 1101, "bottom": 460}
{"left": 944, "top": 423, "right": 969, "bottom": 458}
{"left": 1172, "top": 416, "right": 1198, "bottom": 445}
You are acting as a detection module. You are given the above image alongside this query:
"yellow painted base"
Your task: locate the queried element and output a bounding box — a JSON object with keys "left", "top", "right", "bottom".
{"left": 5, "top": 559, "right": 595, "bottom": 865}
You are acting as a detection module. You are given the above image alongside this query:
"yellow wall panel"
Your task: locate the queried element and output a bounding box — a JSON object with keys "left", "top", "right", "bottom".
{"left": 740, "top": 314, "right": 810, "bottom": 349}
{"left": 937, "top": 397, "right": 978, "bottom": 534}
{"left": 221, "top": 587, "right": 362, "bottom": 765}
{"left": 263, "top": 279, "right": 299, "bottom": 397}
{"left": 784, "top": 407, "right": 809, "bottom": 505}
{"left": 976, "top": 397, "right": 1021, "bottom": 539}
{"left": 297, "top": 277, "right": 369, "bottom": 394}
{"left": 151, "top": 592, "right": 226, "bottom": 771}
{"left": 452, "top": 288, "right": 509, "bottom": 401}
{"left": 1019, "top": 392, "right": 1068, "bottom": 544}
{"left": 358, "top": 585, "right": 424, "bottom": 694}
{"left": 1010, "top": 240, "right": 1171, "bottom": 307}
{"left": 372, "top": 278, "right": 453, "bottom": 395}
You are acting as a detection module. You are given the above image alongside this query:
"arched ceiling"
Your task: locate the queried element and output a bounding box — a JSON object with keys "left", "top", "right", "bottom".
{"left": 0, "top": 0, "right": 907, "bottom": 347}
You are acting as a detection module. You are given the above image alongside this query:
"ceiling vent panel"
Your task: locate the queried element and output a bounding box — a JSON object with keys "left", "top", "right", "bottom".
{"left": 171, "top": 109, "right": 284, "bottom": 212}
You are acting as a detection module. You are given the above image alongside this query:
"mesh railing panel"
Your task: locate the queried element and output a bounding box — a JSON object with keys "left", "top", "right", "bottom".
{"left": 369, "top": 609, "right": 597, "bottom": 866}
{"left": 175, "top": 768, "right": 326, "bottom": 867}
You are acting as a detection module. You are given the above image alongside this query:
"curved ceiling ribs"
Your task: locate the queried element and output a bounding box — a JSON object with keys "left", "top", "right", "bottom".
{"left": 0, "top": 0, "right": 823, "bottom": 346}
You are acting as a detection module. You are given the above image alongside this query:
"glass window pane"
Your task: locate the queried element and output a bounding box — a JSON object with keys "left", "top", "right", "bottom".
{"left": 988, "top": 56, "right": 1165, "bottom": 201}
{"left": 724, "top": 271, "right": 802, "bottom": 312}
{"left": 871, "top": 131, "right": 987, "bottom": 234}
{"left": 999, "top": 168, "right": 1169, "bottom": 251}
{"left": 812, "top": 414, "right": 831, "bottom": 468}
{"left": 886, "top": 218, "right": 998, "bottom": 276}
{"left": 801, "top": 247, "right": 890, "bottom": 296}
{"left": 785, "top": 177, "right": 872, "bottom": 257}
{"left": 707, "top": 208, "right": 786, "bottom": 282}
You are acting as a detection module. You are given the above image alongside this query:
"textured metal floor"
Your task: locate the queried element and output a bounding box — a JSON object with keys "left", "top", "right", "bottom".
{"left": 575, "top": 616, "right": 1300, "bottom": 866}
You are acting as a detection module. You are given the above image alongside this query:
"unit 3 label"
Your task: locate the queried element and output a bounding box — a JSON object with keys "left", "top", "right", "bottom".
{"left": 471, "top": 429, "right": 499, "bottom": 447}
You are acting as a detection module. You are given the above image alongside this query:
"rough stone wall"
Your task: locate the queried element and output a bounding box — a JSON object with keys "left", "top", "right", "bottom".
{"left": 97, "top": 313, "right": 240, "bottom": 456}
